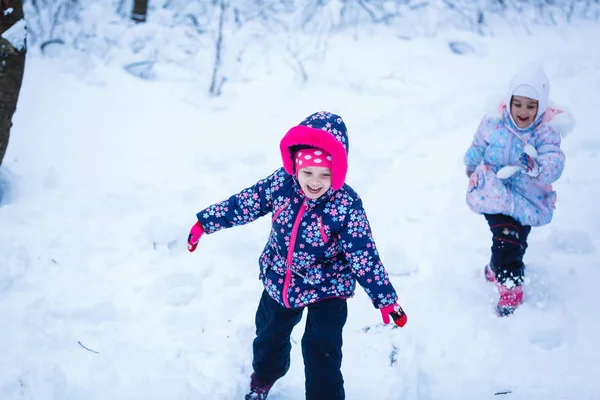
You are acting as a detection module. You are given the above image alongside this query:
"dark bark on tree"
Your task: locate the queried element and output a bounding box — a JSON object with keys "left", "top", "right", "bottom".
{"left": 209, "top": 0, "right": 227, "bottom": 96}
{"left": 132, "top": 0, "right": 148, "bottom": 23}
{"left": 0, "top": 0, "right": 26, "bottom": 168}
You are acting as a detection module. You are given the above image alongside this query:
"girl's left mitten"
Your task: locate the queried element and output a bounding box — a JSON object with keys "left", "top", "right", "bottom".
{"left": 380, "top": 303, "right": 408, "bottom": 328}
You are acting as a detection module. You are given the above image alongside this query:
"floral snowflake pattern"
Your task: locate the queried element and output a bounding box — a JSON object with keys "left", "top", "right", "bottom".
{"left": 196, "top": 115, "right": 398, "bottom": 309}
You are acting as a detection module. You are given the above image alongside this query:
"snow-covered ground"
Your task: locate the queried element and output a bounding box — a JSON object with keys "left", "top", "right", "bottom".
{"left": 1, "top": 22, "right": 599, "bottom": 400}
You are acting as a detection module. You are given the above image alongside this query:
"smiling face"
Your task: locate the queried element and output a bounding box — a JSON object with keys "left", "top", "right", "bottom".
{"left": 297, "top": 166, "right": 332, "bottom": 199}
{"left": 510, "top": 95, "right": 539, "bottom": 129}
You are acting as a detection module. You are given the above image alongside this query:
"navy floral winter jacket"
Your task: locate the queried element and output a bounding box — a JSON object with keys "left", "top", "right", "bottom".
{"left": 197, "top": 168, "right": 399, "bottom": 309}
{"left": 197, "top": 111, "right": 399, "bottom": 309}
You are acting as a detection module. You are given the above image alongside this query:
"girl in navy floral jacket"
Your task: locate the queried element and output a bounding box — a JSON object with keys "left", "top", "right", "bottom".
{"left": 187, "top": 111, "right": 407, "bottom": 400}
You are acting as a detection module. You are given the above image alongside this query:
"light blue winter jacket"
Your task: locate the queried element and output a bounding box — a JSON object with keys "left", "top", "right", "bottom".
{"left": 464, "top": 106, "right": 570, "bottom": 226}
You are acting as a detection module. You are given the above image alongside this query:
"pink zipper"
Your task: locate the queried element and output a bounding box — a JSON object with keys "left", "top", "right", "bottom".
{"left": 317, "top": 216, "right": 328, "bottom": 244}
{"left": 282, "top": 200, "right": 308, "bottom": 308}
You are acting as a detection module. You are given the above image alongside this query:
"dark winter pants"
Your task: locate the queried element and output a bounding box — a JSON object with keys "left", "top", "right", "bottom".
{"left": 484, "top": 213, "right": 532, "bottom": 286}
{"left": 252, "top": 290, "right": 347, "bottom": 400}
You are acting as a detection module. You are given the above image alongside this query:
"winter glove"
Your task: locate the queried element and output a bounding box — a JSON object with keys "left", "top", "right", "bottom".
{"left": 187, "top": 221, "right": 204, "bottom": 252}
{"left": 380, "top": 303, "right": 407, "bottom": 328}
{"left": 520, "top": 152, "right": 540, "bottom": 177}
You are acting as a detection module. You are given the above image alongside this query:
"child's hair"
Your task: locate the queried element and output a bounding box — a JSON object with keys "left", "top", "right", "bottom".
{"left": 290, "top": 144, "right": 318, "bottom": 157}
{"left": 289, "top": 145, "right": 319, "bottom": 171}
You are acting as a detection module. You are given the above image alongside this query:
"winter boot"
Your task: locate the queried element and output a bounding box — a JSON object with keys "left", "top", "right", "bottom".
{"left": 495, "top": 281, "right": 523, "bottom": 317}
{"left": 485, "top": 264, "right": 523, "bottom": 316}
{"left": 484, "top": 263, "right": 496, "bottom": 283}
{"left": 245, "top": 372, "right": 277, "bottom": 400}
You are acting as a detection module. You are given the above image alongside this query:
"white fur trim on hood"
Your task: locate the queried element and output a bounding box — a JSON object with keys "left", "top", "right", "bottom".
{"left": 485, "top": 100, "right": 575, "bottom": 138}
{"left": 545, "top": 104, "right": 576, "bottom": 138}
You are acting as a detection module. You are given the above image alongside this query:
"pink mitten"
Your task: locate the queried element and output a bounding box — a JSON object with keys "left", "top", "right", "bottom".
{"left": 380, "top": 303, "right": 407, "bottom": 328}
{"left": 187, "top": 222, "right": 204, "bottom": 252}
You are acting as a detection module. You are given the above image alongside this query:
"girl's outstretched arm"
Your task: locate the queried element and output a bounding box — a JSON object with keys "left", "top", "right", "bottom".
{"left": 339, "top": 198, "right": 399, "bottom": 309}
{"left": 196, "top": 169, "right": 284, "bottom": 234}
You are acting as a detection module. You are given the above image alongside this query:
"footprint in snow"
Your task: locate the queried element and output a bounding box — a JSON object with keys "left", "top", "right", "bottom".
{"left": 547, "top": 230, "right": 595, "bottom": 254}
{"left": 530, "top": 329, "right": 563, "bottom": 351}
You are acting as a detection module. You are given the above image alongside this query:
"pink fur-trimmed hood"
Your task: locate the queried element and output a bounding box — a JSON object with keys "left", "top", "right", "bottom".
{"left": 280, "top": 111, "right": 349, "bottom": 191}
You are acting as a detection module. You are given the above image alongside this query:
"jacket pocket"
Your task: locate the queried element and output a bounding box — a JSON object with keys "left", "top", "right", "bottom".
{"left": 272, "top": 201, "right": 290, "bottom": 222}
{"left": 466, "top": 164, "right": 514, "bottom": 216}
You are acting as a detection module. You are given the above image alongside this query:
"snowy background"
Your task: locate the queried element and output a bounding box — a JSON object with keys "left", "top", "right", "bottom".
{"left": 1, "top": 2, "right": 600, "bottom": 399}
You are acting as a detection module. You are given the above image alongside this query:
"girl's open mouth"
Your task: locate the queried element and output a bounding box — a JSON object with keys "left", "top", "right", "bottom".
{"left": 307, "top": 185, "right": 322, "bottom": 194}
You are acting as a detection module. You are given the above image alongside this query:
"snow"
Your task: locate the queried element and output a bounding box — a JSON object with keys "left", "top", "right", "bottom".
{"left": 1, "top": 20, "right": 600, "bottom": 400}
{"left": 1, "top": 18, "right": 27, "bottom": 51}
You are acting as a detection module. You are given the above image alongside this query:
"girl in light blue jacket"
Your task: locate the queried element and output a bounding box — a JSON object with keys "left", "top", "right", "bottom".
{"left": 464, "top": 67, "right": 574, "bottom": 316}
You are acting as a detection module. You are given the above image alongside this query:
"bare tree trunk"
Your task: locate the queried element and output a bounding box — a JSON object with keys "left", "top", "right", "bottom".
{"left": 0, "top": 0, "right": 27, "bottom": 168}
{"left": 132, "top": 0, "right": 148, "bottom": 23}
{"left": 209, "top": 0, "right": 227, "bottom": 96}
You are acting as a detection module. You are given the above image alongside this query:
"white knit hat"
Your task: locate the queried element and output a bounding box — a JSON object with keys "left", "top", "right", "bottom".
{"left": 512, "top": 84, "right": 539, "bottom": 101}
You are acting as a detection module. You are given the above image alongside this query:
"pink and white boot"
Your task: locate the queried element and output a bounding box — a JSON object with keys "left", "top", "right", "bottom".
{"left": 245, "top": 373, "right": 277, "bottom": 400}
{"left": 484, "top": 264, "right": 523, "bottom": 317}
